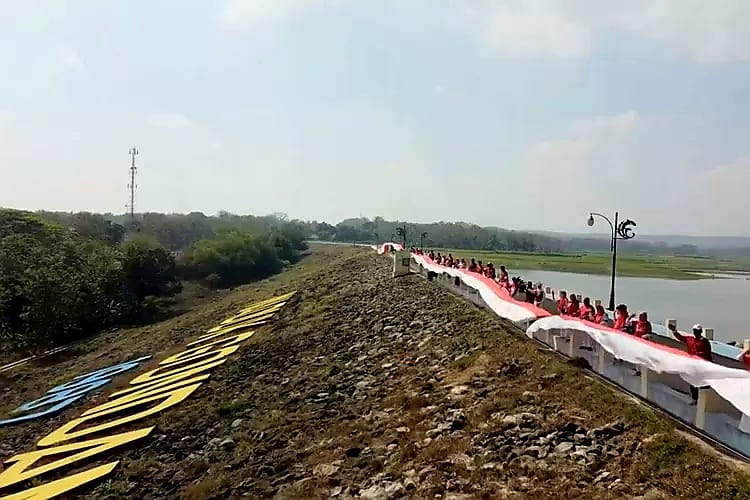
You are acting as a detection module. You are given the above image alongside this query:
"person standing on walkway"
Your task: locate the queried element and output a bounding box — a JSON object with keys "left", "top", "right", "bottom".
{"left": 533, "top": 283, "right": 545, "bottom": 308}
{"left": 669, "top": 323, "right": 713, "bottom": 404}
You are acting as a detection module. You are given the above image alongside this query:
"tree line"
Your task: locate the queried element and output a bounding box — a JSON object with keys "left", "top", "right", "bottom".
{"left": 0, "top": 210, "right": 307, "bottom": 354}
{"left": 323, "top": 217, "right": 727, "bottom": 256}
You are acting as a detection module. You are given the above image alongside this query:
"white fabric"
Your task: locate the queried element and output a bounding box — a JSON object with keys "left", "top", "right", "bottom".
{"left": 411, "top": 253, "right": 541, "bottom": 323}
{"left": 526, "top": 316, "right": 750, "bottom": 420}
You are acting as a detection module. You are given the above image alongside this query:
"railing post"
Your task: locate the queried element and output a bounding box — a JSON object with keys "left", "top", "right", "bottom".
{"left": 704, "top": 328, "right": 714, "bottom": 341}
{"left": 640, "top": 366, "right": 649, "bottom": 398}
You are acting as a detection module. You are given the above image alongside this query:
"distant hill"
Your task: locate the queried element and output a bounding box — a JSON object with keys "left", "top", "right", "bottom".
{"left": 532, "top": 230, "right": 750, "bottom": 250}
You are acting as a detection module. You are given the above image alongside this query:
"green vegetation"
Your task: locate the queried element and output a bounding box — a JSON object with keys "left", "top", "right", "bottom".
{"left": 178, "top": 228, "right": 307, "bottom": 288}
{"left": 0, "top": 209, "right": 308, "bottom": 355}
{"left": 442, "top": 249, "right": 750, "bottom": 280}
{"left": 0, "top": 211, "right": 180, "bottom": 352}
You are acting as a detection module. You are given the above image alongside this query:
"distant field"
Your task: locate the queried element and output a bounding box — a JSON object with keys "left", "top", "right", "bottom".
{"left": 436, "top": 249, "right": 750, "bottom": 280}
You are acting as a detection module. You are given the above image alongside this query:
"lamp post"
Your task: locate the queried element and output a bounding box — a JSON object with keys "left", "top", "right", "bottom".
{"left": 587, "top": 211, "right": 637, "bottom": 311}
{"left": 395, "top": 225, "right": 408, "bottom": 248}
{"left": 420, "top": 232, "right": 428, "bottom": 251}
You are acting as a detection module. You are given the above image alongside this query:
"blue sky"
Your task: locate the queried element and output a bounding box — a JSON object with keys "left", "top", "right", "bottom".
{"left": 1, "top": 0, "right": 749, "bottom": 235}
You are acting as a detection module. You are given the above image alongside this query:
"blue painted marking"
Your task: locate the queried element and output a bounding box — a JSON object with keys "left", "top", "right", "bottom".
{"left": 0, "top": 355, "right": 151, "bottom": 427}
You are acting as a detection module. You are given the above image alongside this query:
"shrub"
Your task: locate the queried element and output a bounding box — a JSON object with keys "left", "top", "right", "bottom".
{"left": 178, "top": 230, "right": 284, "bottom": 287}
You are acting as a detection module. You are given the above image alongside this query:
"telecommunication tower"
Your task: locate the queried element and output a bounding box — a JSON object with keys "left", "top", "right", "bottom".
{"left": 127, "top": 147, "right": 139, "bottom": 220}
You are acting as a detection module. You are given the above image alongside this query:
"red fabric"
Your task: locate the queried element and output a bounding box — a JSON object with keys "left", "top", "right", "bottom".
{"left": 672, "top": 330, "right": 713, "bottom": 361}
{"left": 557, "top": 297, "right": 568, "bottom": 314}
{"left": 634, "top": 320, "right": 652, "bottom": 338}
{"left": 593, "top": 313, "right": 604, "bottom": 324}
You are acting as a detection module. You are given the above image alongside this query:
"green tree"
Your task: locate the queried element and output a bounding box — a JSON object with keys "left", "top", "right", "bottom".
{"left": 121, "top": 236, "right": 182, "bottom": 306}
{"left": 178, "top": 230, "right": 283, "bottom": 287}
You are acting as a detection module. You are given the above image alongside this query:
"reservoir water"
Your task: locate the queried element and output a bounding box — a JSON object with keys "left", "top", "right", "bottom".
{"left": 513, "top": 269, "right": 750, "bottom": 343}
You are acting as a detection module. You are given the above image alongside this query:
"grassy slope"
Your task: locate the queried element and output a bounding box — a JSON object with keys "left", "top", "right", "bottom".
{"left": 440, "top": 249, "right": 750, "bottom": 280}
{"left": 0, "top": 245, "right": 749, "bottom": 499}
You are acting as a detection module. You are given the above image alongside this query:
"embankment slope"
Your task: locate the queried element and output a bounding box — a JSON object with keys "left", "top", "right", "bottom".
{"left": 2, "top": 245, "right": 750, "bottom": 499}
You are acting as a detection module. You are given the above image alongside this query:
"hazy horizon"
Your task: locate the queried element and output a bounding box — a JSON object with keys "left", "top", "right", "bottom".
{"left": 3, "top": 1, "right": 750, "bottom": 237}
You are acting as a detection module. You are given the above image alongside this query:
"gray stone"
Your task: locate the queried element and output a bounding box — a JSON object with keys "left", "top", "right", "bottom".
{"left": 231, "top": 418, "right": 243, "bottom": 429}
{"left": 360, "top": 484, "right": 387, "bottom": 500}
{"left": 220, "top": 437, "right": 236, "bottom": 450}
{"left": 553, "top": 442, "right": 574, "bottom": 454}
{"left": 593, "top": 471, "right": 612, "bottom": 484}
{"left": 384, "top": 481, "right": 404, "bottom": 497}
{"left": 313, "top": 463, "right": 340, "bottom": 477}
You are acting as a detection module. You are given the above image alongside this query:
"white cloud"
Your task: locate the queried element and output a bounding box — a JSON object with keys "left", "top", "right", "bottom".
{"left": 475, "top": 0, "right": 750, "bottom": 63}
{"left": 147, "top": 113, "right": 191, "bottom": 130}
{"left": 56, "top": 45, "right": 84, "bottom": 72}
{"left": 667, "top": 155, "right": 750, "bottom": 235}
{"left": 218, "top": 0, "right": 332, "bottom": 30}
{"left": 616, "top": 1, "right": 750, "bottom": 63}
{"left": 484, "top": 2, "right": 590, "bottom": 58}
{"left": 522, "top": 111, "right": 643, "bottom": 211}
{"left": 569, "top": 110, "right": 638, "bottom": 137}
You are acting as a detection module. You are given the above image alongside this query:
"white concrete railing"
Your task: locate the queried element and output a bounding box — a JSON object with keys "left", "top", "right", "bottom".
{"left": 409, "top": 256, "right": 750, "bottom": 459}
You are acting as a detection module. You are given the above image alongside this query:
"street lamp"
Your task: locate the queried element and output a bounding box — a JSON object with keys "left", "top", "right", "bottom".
{"left": 420, "top": 232, "right": 428, "bottom": 251}
{"left": 395, "top": 225, "right": 408, "bottom": 248}
{"left": 587, "top": 211, "right": 637, "bottom": 311}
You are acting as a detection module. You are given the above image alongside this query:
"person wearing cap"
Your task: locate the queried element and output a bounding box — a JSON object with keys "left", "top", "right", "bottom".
{"left": 668, "top": 323, "right": 713, "bottom": 404}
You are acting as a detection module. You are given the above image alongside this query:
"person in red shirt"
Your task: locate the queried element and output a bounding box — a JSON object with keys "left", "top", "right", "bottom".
{"left": 634, "top": 312, "right": 653, "bottom": 338}
{"left": 468, "top": 258, "right": 478, "bottom": 272}
{"left": 613, "top": 304, "right": 629, "bottom": 330}
{"left": 499, "top": 265, "right": 509, "bottom": 283}
{"left": 669, "top": 323, "right": 713, "bottom": 404}
{"left": 736, "top": 349, "right": 750, "bottom": 368}
{"left": 567, "top": 294, "right": 580, "bottom": 317}
{"left": 477, "top": 260, "right": 484, "bottom": 274}
{"left": 579, "top": 297, "right": 594, "bottom": 321}
{"left": 485, "top": 262, "right": 496, "bottom": 279}
{"left": 594, "top": 304, "right": 607, "bottom": 324}
{"left": 556, "top": 291, "right": 569, "bottom": 314}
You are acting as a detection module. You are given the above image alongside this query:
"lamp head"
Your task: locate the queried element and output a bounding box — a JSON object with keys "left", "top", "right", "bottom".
{"left": 587, "top": 214, "right": 595, "bottom": 227}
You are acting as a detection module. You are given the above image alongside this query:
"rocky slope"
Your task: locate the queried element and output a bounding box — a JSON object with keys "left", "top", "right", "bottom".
{"left": 2, "top": 246, "right": 750, "bottom": 499}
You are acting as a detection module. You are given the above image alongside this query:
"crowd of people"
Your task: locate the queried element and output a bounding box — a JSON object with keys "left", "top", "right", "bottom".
{"left": 413, "top": 249, "right": 547, "bottom": 306}
{"left": 412, "top": 247, "right": 746, "bottom": 403}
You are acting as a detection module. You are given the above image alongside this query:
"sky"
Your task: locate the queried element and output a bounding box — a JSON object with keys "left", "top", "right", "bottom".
{"left": 1, "top": 0, "right": 750, "bottom": 236}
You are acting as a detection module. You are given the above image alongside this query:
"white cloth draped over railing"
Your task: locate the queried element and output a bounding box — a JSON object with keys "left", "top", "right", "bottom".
{"left": 526, "top": 316, "right": 750, "bottom": 422}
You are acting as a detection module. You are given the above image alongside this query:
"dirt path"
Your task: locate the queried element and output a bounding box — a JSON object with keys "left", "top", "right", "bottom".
{"left": 2, "top": 246, "right": 750, "bottom": 499}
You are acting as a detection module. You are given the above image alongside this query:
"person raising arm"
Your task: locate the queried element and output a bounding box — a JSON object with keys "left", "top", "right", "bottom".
{"left": 669, "top": 323, "right": 713, "bottom": 404}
